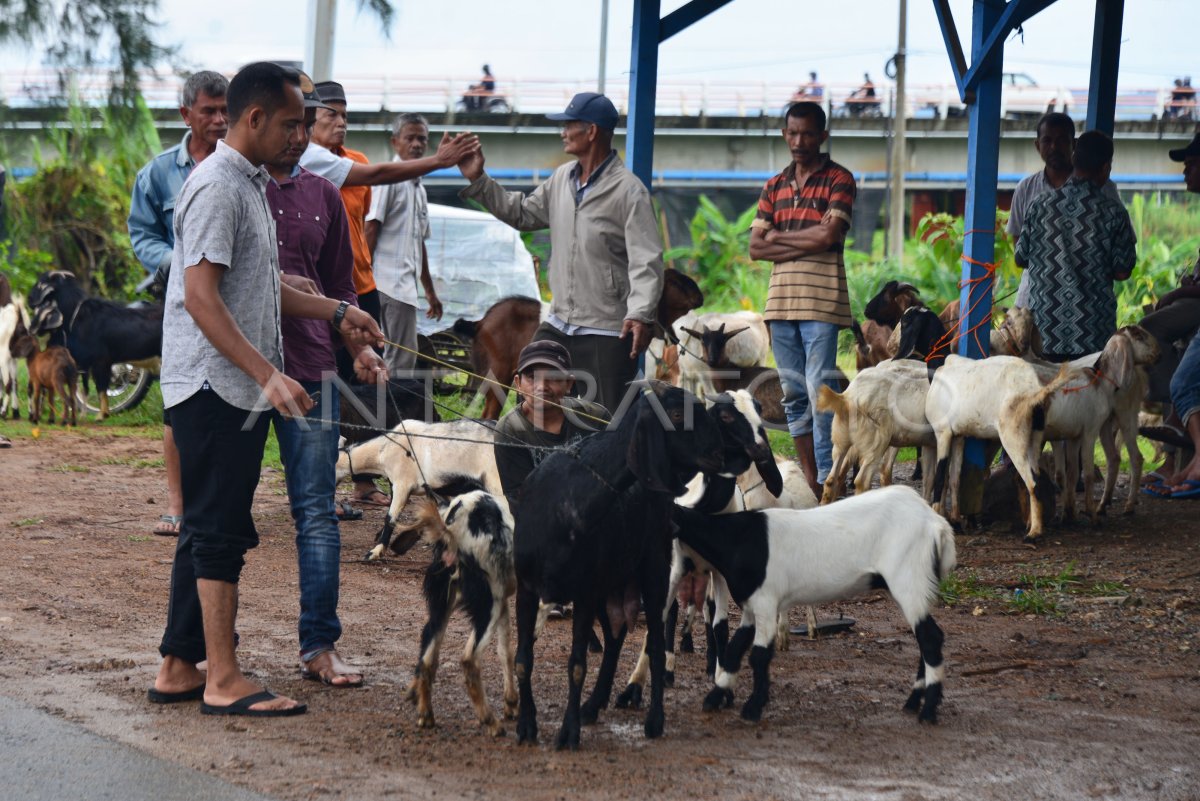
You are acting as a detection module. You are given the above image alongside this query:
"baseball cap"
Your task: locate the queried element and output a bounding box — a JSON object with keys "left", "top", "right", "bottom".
{"left": 546, "top": 92, "right": 619, "bottom": 130}
{"left": 517, "top": 340, "right": 572, "bottom": 374}
{"left": 298, "top": 71, "right": 333, "bottom": 111}
{"left": 1168, "top": 132, "right": 1200, "bottom": 162}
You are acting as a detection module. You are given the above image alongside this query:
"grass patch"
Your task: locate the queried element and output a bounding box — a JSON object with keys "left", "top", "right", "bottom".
{"left": 13, "top": 517, "right": 44, "bottom": 527}
{"left": 126, "top": 535, "right": 153, "bottom": 542}
{"left": 49, "top": 463, "right": 90, "bottom": 473}
{"left": 1005, "top": 587, "right": 1058, "bottom": 616}
{"left": 938, "top": 571, "right": 1001, "bottom": 606}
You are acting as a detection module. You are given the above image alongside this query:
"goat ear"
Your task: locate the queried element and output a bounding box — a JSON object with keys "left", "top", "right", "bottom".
{"left": 627, "top": 405, "right": 685, "bottom": 495}
{"left": 755, "top": 449, "right": 785, "bottom": 497}
{"left": 1099, "top": 334, "right": 1134, "bottom": 388}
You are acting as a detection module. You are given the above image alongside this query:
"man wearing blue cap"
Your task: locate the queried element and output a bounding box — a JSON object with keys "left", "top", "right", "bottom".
{"left": 457, "top": 92, "right": 663, "bottom": 416}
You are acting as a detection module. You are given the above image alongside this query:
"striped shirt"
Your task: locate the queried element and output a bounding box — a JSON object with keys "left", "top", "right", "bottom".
{"left": 751, "top": 157, "right": 856, "bottom": 325}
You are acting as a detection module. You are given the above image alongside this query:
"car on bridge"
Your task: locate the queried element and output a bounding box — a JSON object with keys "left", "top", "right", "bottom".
{"left": 925, "top": 72, "right": 1074, "bottom": 119}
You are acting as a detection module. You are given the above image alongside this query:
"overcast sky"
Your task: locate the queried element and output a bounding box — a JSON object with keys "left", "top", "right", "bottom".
{"left": 1, "top": 0, "right": 1194, "bottom": 94}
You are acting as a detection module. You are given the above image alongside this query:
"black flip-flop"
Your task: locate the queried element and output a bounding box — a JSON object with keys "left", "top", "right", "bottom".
{"left": 335, "top": 500, "right": 363, "bottom": 521}
{"left": 147, "top": 683, "right": 206, "bottom": 704}
{"left": 789, "top": 617, "right": 857, "bottom": 637}
{"left": 200, "top": 690, "right": 307, "bottom": 717}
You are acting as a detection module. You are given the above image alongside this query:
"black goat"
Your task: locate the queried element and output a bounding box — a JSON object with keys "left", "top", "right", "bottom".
{"left": 863, "top": 280, "right": 924, "bottom": 328}
{"left": 29, "top": 271, "right": 162, "bottom": 420}
{"left": 512, "top": 382, "right": 724, "bottom": 749}
{"left": 894, "top": 306, "right": 949, "bottom": 370}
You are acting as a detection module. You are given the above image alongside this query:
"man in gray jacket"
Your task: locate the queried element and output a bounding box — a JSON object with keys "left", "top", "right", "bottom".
{"left": 457, "top": 92, "right": 663, "bottom": 415}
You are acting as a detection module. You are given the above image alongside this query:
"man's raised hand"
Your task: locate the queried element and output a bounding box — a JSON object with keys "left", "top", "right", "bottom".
{"left": 436, "top": 132, "right": 481, "bottom": 168}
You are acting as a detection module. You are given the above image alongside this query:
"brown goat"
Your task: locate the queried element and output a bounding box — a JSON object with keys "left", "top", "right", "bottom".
{"left": 12, "top": 334, "right": 79, "bottom": 426}
{"left": 463, "top": 269, "right": 704, "bottom": 420}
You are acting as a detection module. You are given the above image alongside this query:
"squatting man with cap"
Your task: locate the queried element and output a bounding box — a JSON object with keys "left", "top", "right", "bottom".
{"left": 493, "top": 340, "right": 610, "bottom": 515}
{"left": 457, "top": 91, "right": 664, "bottom": 416}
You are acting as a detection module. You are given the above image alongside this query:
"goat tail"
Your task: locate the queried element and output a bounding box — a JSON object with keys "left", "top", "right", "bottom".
{"left": 931, "top": 516, "right": 958, "bottom": 582}
{"left": 397, "top": 496, "right": 453, "bottom": 550}
{"left": 1013, "top": 362, "right": 1072, "bottom": 433}
{"left": 816, "top": 384, "right": 847, "bottom": 417}
{"left": 850, "top": 320, "right": 868, "bottom": 352}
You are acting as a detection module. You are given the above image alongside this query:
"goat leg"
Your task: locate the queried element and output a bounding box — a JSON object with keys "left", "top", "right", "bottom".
{"left": 554, "top": 598, "right": 594, "bottom": 750}
{"left": 514, "top": 584, "right": 540, "bottom": 745}
{"left": 580, "top": 607, "right": 625, "bottom": 725}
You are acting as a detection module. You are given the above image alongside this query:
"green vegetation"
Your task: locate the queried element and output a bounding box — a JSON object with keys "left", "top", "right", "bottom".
{"left": 938, "top": 560, "right": 1130, "bottom": 618}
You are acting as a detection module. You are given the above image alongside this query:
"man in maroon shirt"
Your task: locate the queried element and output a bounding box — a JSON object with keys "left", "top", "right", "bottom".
{"left": 265, "top": 85, "right": 387, "bottom": 687}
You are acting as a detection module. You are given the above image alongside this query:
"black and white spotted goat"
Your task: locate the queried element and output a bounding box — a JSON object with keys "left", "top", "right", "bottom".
{"left": 672, "top": 484, "right": 956, "bottom": 724}
{"left": 390, "top": 476, "right": 518, "bottom": 736}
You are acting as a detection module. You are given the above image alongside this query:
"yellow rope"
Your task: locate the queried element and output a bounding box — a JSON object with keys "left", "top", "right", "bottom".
{"left": 380, "top": 337, "right": 612, "bottom": 426}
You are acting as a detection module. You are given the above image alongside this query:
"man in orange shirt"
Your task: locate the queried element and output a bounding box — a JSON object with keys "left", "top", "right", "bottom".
{"left": 301, "top": 80, "right": 478, "bottom": 507}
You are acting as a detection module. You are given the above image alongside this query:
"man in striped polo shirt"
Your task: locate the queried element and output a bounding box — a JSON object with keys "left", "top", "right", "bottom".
{"left": 749, "top": 101, "right": 856, "bottom": 498}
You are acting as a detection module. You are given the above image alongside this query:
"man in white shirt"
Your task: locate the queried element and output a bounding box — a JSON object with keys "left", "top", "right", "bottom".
{"left": 365, "top": 113, "right": 443, "bottom": 375}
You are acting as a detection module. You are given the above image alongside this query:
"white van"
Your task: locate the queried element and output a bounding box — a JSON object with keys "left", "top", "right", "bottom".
{"left": 416, "top": 203, "right": 541, "bottom": 335}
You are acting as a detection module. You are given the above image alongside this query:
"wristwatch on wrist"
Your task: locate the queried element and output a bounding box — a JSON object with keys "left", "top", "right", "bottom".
{"left": 331, "top": 300, "right": 349, "bottom": 331}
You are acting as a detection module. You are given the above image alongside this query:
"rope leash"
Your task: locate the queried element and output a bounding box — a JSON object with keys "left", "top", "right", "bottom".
{"left": 382, "top": 336, "right": 611, "bottom": 427}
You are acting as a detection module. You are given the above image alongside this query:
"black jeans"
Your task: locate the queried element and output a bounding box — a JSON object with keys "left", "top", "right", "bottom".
{"left": 158, "top": 387, "right": 272, "bottom": 664}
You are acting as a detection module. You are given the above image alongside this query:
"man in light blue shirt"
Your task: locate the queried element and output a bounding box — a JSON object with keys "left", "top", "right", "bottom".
{"left": 127, "top": 70, "right": 228, "bottom": 538}
{"left": 129, "top": 71, "right": 230, "bottom": 293}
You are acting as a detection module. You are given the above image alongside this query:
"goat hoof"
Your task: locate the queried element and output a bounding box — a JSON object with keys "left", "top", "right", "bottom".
{"left": 702, "top": 686, "right": 732, "bottom": 712}
{"left": 679, "top": 632, "right": 694, "bottom": 653}
{"left": 417, "top": 713, "right": 435, "bottom": 729}
{"left": 579, "top": 702, "right": 600, "bottom": 725}
{"left": 739, "top": 700, "right": 764, "bottom": 722}
{"left": 554, "top": 725, "right": 580, "bottom": 751}
{"left": 516, "top": 717, "right": 538, "bottom": 745}
{"left": 664, "top": 670, "right": 674, "bottom": 688}
{"left": 1021, "top": 533, "right": 1042, "bottom": 547}
{"left": 484, "top": 719, "right": 505, "bottom": 737}
{"left": 615, "top": 684, "right": 642, "bottom": 709}
{"left": 644, "top": 711, "right": 664, "bottom": 739}
{"left": 903, "top": 689, "right": 923, "bottom": 713}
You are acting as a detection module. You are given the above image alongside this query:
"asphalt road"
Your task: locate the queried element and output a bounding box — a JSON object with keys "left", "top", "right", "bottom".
{"left": 0, "top": 695, "right": 278, "bottom": 801}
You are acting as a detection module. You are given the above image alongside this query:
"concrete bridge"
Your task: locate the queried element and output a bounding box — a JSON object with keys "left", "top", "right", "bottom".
{"left": 3, "top": 110, "right": 1194, "bottom": 192}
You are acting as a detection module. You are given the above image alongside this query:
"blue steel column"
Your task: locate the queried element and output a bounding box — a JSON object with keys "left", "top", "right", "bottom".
{"left": 959, "top": 0, "right": 1005, "bottom": 492}
{"left": 627, "top": 0, "right": 662, "bottom": 188}
{"left": 1085, "top": 0, "right": 1124, "bottom": 136}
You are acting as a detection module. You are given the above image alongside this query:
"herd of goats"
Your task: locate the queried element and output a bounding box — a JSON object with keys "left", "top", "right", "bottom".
{"left": 0, "top": 268, "right": 1163, "bottom": 748}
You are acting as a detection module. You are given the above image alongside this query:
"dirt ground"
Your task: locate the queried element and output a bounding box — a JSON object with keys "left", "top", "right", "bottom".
{"left": 1, "top": 429, "right": 1198, "bottom": 801}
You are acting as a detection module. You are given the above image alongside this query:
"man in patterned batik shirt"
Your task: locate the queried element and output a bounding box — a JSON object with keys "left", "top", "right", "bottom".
{"left": 1015, "top": 129, "right": 1136, "bottom": 362}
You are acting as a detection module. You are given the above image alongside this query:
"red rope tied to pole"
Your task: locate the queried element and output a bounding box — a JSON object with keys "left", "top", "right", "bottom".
{"left": 924, "top": 254, "right": 999, "bottom": 363}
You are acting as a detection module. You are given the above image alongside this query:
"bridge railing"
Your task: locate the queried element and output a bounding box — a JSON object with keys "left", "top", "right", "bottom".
{"left": 1, "top": 69, "right": 1193, "bottom": 122}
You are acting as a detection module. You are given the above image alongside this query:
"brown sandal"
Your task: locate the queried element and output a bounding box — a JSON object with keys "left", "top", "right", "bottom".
{"left": 300, "top": 650, "right": 364, "bottom": 688}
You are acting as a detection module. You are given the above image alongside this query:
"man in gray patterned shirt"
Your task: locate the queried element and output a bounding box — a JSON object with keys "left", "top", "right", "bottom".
{"left": 150, "top": 62, "right": 382, "bottom": 718}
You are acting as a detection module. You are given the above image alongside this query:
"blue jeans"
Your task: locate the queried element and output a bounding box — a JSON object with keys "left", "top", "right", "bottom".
{"left": 770, "top": 320, "right": 841, "bottom": 482}
{"left": 1170, "top": 334, "right": 1200, "bottom": 429}
{"left": 274, "top": 380, "right": 342, "bottom": 659}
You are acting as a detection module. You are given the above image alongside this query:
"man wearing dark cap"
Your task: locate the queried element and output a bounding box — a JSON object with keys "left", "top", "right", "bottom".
{"left": 493, "top": 340, "right": 609, "bottom": 514}
{"left": 1138, "top": 133, "right": 1200, "bottom": 492}
{"left": 458, "top": 92, "right": 664, "bottom": 416}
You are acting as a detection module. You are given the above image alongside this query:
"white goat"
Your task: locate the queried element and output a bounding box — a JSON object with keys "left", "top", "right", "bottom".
{"left": 392, "top": 480, "right": 518, "bottom": 736}
{"left": 335, "top": 419, "right": 502, "bottom": 561}
{"left": 818, "top": 358, "right": 937, "bottom": 504}
{"left": 675, "top": 485, "right": 956, "bottom": 723}
{"left": 0, "top": 295, "right": 29, "bottom": 419}
{"left": 925, "top": 356, "right": 1072, "bottom": 543}
{"left": 1037, "top": 326, "right": 1160, "bottom": 522}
